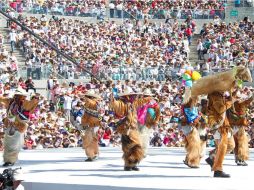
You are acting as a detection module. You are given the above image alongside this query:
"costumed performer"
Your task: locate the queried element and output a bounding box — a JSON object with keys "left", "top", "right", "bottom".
{"left": 0, "top": 88, "right": 39, "bottom": 166}
{"left": 110, "top": 89, "right": 144, "bottom": 171}
{"left": 81, "top": 89, "right": 103, "bottom": 162}
{"left": 134, "top": 88, "right": 160, "bottom": 157}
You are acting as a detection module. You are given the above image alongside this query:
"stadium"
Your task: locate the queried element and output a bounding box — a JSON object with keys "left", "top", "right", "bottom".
{"left": 0, "top": 1, "right": 254, "bottom": 190}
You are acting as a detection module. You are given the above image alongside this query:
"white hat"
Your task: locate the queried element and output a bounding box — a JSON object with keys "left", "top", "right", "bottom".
{"left": 118, "top": 87, "right": 139, "bottom": 97}
{"left": 84, "top": 89, "right": 101, "bottom": 99}
{"left": 14, "top": 87, "right": 28, "bottom": 97}
{"left": 143, "top": 88, "right": 154, "bottom": 96}
{"left": 2, "top": 51, "right": 8, "bottom": 57}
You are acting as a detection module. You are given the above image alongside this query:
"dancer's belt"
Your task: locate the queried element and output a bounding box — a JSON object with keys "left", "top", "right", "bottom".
{"left": 83, "top": 107, "right": 104, "bottom": 122}
{"left": 111, "top": 116, "right": 127, "bottom": 130}
{"left": 227, "top": 108, "right": 245, "bottom": 121}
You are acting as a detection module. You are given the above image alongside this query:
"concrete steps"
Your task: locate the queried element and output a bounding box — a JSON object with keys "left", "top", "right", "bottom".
{"left": 0, "top": 27, "right": 26, "bottom": 67}
{"left": 189, "top": 34, "right": 199, "bottom": 67}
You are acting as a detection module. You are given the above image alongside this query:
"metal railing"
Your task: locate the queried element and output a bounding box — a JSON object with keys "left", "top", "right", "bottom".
{"left": 26, "top": 7, "right": 226, "bottom": 20}
{"left": 3, "top": 3, "right": 226, "bottom": 20}
{"left": 17, "top": 64, "right": 254, "bottom": 83}
{"left": 26, "top": 5, "right": 106, "bottom": 19}
{"left": 0, "top": 8, "right": 100, "bottom": 81}
{"left": 110, "top": 9, "right": 226, "bottom": 20}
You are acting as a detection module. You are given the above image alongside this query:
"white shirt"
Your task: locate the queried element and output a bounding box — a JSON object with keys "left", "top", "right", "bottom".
{"left": 8, "top": 11, "right": 15, "bottom": 18}
{"left": 116, "top": 3, "right": 123, "bottom": 10}
{"left": 10, "top": 32, "right": 17, "bottom": 42}
{"left": 109, "top": 3, "right": 115, "bottom": 9}
{"left": 214, "top": 18, "right": 221, "bottom": 25}
{"left": 197, "top": 42, "right": 204, "bottom": 51}
{"left": 40, "top": 16, "right": 47, "bottom": 22}
{"left": 63, "top": 95, "right": 73, "bottom": 110}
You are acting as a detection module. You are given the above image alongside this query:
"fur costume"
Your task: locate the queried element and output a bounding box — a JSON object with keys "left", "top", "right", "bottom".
{"left": 227, "top": 97, "right": 253, "bottom": 165}
{"left": 0, "top": 95, "right": 39, "bottom": 166}
{"left": 134, "top": 97, "right": 160, "bottom": 156}
{"left": 81, "top": 96, "right": 102, "bottom": 161}
{"left": 183, "top": 66, "right": 252, "bottom": 104}
{"left": 199, "top": 99, "right": 209, "bottom": 158}
{"left": 181, "top": 97, "right": 202, "bottom": 168}
{"left": 206, "top": 92, "right": 236, "bottom": 177}
{"left": 110, "top": 98, "right": 144, "bottom": 171}
{"left": 82, "top": 127, "right": 99, "bottom": 161}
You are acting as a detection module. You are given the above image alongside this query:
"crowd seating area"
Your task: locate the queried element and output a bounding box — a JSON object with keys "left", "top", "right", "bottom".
{"left": 0, "top": 0, "right": 228, "bottom": 19}
{"left": 197, "top": 16, "right": 254, "bottom": 76}
{"left": 109, "top": 0, "right": 226, "bottom": 19}
{"left": 0, "top": 4, "right": 254, "bottom": 150}
{"left": 8, "top": 13, "right": 196, "bottom": 81}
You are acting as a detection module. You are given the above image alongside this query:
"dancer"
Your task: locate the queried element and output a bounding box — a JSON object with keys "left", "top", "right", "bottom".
{"left": 227, "top": 95, "right": 253, "bottom": 166}
{"left": 0, "top": 88, "right": 39, "bottom": 166}
{"left": 181, "top": 96, "right": 202, "bottom": 168}
{"left": 134, "top": 88, "right": 160, "bottom": 157}
{"left": 199, "top": 99, "right": 209, "bottom": 159}
{"left": 81, "top": 90, "right": 103, "bottom": 162}
{"left": 205, "top": 91, "right": 236, "bottom": 177}
{"left": 182, "top": 66, "right": 252, "bottom": 177}
{"left": 181, "top": 70, "right": 206, "bottom": 168}
{"left": 110, "top": 89, "right": 144, "bottom": 171}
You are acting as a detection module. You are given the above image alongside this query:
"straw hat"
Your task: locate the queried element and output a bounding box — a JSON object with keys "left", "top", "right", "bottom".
{"left": 143, "top": 88, "right": 154, "bottom": 96}
{"left": 14, "top": 87, "right": 28, "bottom": 97}
{"left": 84, "top": 89, "right": 102, "bottom": 99}
{"left": 118, "top": 87, "right": 139, "bottom": 97}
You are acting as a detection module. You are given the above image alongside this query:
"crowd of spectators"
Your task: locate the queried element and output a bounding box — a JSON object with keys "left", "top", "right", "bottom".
{"left": 10, "top": 13, "right": 254, "bottom": 81}
{"left": 1, "top": 8, "right": 254, "bottom": 151}
{"left": 0, "top": 33, "right": 19, "bottom": 94}
{"left": 1, "top": 0, "right": 107, "bottom": 18}
{"left": 110, "top": 0, "right": 226, "bottom": 19}
{"left": 2, "top": 0, "right": 254, "bottom": 20}
{"left": 196, "top": 16, "right": 254, "bottom": 77}
{"left": 1, "top": 0, "right": 227, "bottom": 19}
{"left": 8, "top": 13, "right": 197, "bottom": 81}
{"left": 1, "top": 75, "right": 254, "bottom": 150}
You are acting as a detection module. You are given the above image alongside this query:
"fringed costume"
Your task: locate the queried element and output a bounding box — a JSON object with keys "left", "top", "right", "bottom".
{"left": 206, "top": 92, "right": 235, "bottom": 177}
{"left": 134, "top": 95, "right": 160, "bottom": 157}
{"left": 199, "top": 99, "right": 209, "bottom": 158}
{"left": 0, "top": 90, "right": 39, "bottom": 166}
{"left": 182, "top": 66, "right": 253, "bottom": 177}
{"left": 110, "top": 93, "right": 144, "bottom": 171}
{"left": 227, "top": 96, "right": 253, "bottom": 166}
{"left": 81, "top": 91, "right": 103, "bottom": 162}
{"left": 181, "top": 97, "right": 202, "bottom": 168}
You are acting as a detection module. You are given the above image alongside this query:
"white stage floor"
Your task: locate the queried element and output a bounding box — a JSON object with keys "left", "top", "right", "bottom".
{"left": 0, "top": 147, "right": 253, "bottom": 190}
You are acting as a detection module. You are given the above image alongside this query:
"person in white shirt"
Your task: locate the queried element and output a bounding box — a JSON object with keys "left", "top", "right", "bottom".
{"left": 9, "top": 30, "right": 17, "bottom": 53}
{"left": 213, "top": 15, "right": 221, "bottom": 26}
{"left": 6, "top": 9, "right": 16, "bottom": 27}
{"left": 196, "top": 39, "right": 204, "bottom": 60}
{"left": 202, "top": 62, "right": 210, "bottom": 76}
{"left": 40, "top": 15, "right": 47, "bottom": 23}
{"left": 109, "top": 2, "right": 115, "bottom": 18}
{"left": 63, "top": 92, "right": 73, "bottom": 121}
{"left": 116, "top": 3, "right": 123, "bottom": 18}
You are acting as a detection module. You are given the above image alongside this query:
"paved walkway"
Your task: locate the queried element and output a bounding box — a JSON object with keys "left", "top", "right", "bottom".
{"left": 0, "top": 147, "right": 253, "bottom": 190}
